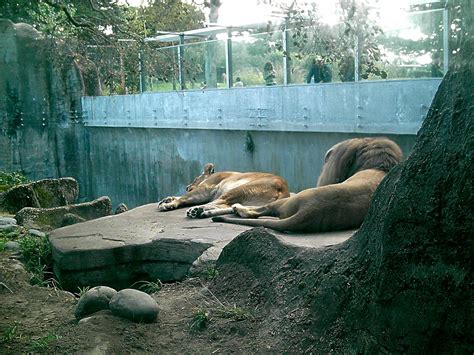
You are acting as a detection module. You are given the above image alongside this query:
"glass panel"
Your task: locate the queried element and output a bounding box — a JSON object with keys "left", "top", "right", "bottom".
{"left": 143, "top": 46, "right": 178, "bottom": 92}
{"left": 285, "top": 26, "right": 344, "bottom": 84}
{"left": 231, "top": 30, "right": 284, "bottom": 88}
{"left": 376, "top": 9, "right": 444, "bottom": 79}
{"left": 183, "top": 39, "right": 227, "bottom": 90}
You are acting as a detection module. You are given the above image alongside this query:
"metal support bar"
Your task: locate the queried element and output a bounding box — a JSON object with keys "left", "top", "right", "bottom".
{"left": 226, "top": 27, "right": 233, "bottom": 88}
{"left": 283, "top": 24, "right": 291, "bottom": 85}
{"left": 442, "top": 4, "right": 449, "bottom": 73}
{"left": 354, "top": 35, "right": 360, "bottom": 82}
{"left": 138, "top": 49, "right": 146, "bottom": 93}
{"left": 178, "top": 34, "right": 185, "bottom": 90}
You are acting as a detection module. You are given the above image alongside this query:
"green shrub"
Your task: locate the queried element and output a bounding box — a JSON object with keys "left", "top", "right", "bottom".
{"left": 18, "top": 235, "right": 53, "bottom": 286}
{"left": 0, "top": 171, "right": 30, "bottom": 192}
{"left": 189, "top": 309, "right": 209, "bottom": 331}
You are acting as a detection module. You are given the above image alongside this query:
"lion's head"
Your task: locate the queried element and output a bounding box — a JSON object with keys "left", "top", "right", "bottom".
{"left": 186, "top": 163, "right": 215, "bottom": 192}
{"left": 317, "top": 137, "right": 403, "bottom": 187}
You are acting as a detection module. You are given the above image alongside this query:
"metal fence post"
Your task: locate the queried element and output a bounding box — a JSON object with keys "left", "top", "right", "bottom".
{"left": 283, "top": 22, "right": 291, "bottom": 85}
{"left": 226, "top": 27, "right": 233, "bottom": 88}
{"left": 442, "top": 1, "right": 450, "bottom": 73}
{"left": 178, "top": 34, "right": 185, "bottom": 90}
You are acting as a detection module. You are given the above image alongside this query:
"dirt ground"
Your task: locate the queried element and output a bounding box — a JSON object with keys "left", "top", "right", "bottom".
{"left": 0, "top": 251, "right": 280, "bottom": 354}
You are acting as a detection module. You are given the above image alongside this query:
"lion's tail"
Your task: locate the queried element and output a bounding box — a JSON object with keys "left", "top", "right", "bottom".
{"left": 212, "top": 216, "right": 295, "bottom": 232}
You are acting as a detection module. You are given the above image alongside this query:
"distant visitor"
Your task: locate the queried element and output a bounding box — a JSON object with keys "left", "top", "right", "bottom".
{"left": 234, "top": 77, "right": 244, "bottom": 87}
{"left": 263, "top": 61, "right": 277, "bottom": 86}
{"left": 306, "top": 58, "right": 332, "bottom": 83}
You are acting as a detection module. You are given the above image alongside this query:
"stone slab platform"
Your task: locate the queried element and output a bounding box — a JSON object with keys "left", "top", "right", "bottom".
{"left": 49, "top": 203, "right": 354, "bottom": 290}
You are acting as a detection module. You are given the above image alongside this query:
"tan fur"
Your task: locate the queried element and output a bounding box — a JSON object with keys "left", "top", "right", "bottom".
{"left": 212, "top": 137, "right": 403, "bottom": 232}
{"left": 157, "top": 163, "right": 290, "bottom": 218}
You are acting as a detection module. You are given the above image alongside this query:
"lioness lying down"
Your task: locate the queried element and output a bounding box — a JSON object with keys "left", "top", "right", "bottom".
{"left": 157, "top": 163, "right": 290, "bottom": 218}
{"left": 212, "top": 137, "right": 403, "bottom": 232}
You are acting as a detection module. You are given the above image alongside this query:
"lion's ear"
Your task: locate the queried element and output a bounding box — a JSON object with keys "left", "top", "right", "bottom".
{"left": 203, "top": 163, "right": 215, "bottom": 175}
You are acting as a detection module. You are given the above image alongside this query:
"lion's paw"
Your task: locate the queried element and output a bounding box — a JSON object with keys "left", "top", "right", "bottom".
{"left": 232, "top": 203, "right": 245, "bottom": 215}
{"left": 187, "top": 206, "right": 205, "bottom": 219}
{"left": 158, "top": 196, "right": 177, "bottom": 206}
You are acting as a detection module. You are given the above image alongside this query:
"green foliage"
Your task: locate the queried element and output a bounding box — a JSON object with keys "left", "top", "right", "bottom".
{"left": 131, "top": 279, "right": 163, "bottom": 294}
{"left": 1, "top": 322, "right": 21, "bottom": 344}
{"left": 18, "top": 235, "right": 53, "bottom": 286}
{"left": 216, "top": 305, "right": 254, "bottom": 321}
{"left": 0, "top": 171, "right": 30, "bottom": 192}
{"left": 29, "top": 333, "right": 60, "bottom": 352}
{"left": 76, "top": 286, "right": 91, "bottom": 298}
{"left": 189, "top": 309, "right": 209, "bottom": 331}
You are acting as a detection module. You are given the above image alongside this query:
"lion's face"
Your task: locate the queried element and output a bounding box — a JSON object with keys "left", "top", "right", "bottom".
{"left": 186, "top": 163, "right": 215, "bottom": 192}
{"left": 317, "top": 138, "right": 403, "bottom": 187}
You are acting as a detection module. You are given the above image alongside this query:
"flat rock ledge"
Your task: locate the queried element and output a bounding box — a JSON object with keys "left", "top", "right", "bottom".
{"left": 49, "top": 203, "right": 354, "bottom": 291}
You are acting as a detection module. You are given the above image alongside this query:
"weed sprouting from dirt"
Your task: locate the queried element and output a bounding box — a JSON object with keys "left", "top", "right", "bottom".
{"left": 1, "top": 322, "right": 21, "bottom": 344}
{"left": 17, "top": 235, "right": 53, "bottom": 286}
{"left": 204, "top": 266, "right": 219, "bottom": 280}
{"left": 216, "top": 304, "right": 254, "bottom": 321}
{"left": 130, "top": 279, "right": 163, "bottom": 294}
{"left": 187, "top": 283, "right": 255, "bottom": 330}
{"left": 29, "top": 333, "right": 60, "bottom": 352}
{"left": 189, "top": 309, "right": 210, "bottom": 331}
{"left": 76, "top": 286, "right": 91, "bottom": 298}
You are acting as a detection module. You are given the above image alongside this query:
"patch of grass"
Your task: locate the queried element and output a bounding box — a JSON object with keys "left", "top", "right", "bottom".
{"left": 131, "top": 279, "right": 163, "bottom": 294}
{"left": 29, "top": 333, "right": 60, "bottom": 352}
{"left": 216, "top": 304, "right": 254, "bottom": 321}
{"left": 0, "top": 236, "right": 8, "bottom": 251}
{"left": 189, "top": 309, "right": 210, "bottom": 331}
{"left": 18, "top": 235, "right": 53, "bottom": 286}
{"left": 0, "top": 228, "right": 22, "bottom": 252}
{"left": 204, "top": 266, "right": 219, "bottom": 280}
{"left": 76, "top": 286, "right": 91, "bottom": 298}
{"left": 1, "top": 322, "right": 22, "bottom": 343}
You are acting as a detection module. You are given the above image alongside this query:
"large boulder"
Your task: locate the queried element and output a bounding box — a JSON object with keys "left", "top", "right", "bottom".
{"left": 0, "top": 178, "right": 79, "bottom": 214}
{"left": 75, "top": 286, "right": 117, "bottom": 319}
{"left": 15, "top": 196, "right": 111, "bottom": 230}
{"left": 109, "top": 289, "right": 159, "bottom": 323}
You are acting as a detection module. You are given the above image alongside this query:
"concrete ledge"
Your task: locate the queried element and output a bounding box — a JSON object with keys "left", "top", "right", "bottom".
{"left": 49, "top": 203, "right": 354, "bottom": 290}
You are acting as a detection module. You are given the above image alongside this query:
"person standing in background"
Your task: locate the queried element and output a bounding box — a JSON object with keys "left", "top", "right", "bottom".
{"left": 306, "top": 58, "right": 332, "bottom": 83}
{"left": 263, "top": 61, "right": 277, "bottom": 86}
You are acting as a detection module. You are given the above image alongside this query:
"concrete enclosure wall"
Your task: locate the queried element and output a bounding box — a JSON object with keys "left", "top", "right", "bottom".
{"left": 81, "top": 79, "right": 440, "bottom": 208}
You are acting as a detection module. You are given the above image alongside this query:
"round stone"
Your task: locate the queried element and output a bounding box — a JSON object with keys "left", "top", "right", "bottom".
{"left": 28, "top": 229, "right": 46, "bottom": 238}
{"left": 4, "top": 241, "right": 20, "bottom": 251}
{"left": 109, "top": 289, "right": 159, "bottom": 323}
{"left": 75, "top": 286, "right": 117, "bottom": 319}
{"left": 0, "top": 224, "right": 17, "bottom": 233}
{"left": 0, "top": 217, "right": 17, "bottom": 226}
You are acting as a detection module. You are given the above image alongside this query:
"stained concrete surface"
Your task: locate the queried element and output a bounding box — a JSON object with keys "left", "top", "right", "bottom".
{"left": 49, "top": 203, "right": 354, "bottom": 290}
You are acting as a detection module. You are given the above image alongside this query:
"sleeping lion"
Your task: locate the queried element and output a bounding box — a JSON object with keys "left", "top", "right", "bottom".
{"left": 157, "top": 163, "right": 290, "bottom": 218}
{"left": 212, "top": 137, "right": 403, "bottom": 232}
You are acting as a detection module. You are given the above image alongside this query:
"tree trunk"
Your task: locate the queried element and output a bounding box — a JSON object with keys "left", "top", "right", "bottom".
{"left": 214, "top": 38, "right": 473, "bottom": 353}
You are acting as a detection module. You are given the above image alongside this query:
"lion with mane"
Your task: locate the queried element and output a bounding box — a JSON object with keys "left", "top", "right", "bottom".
{"left": 212, "top": 137, "right": 403, "bottom": 232}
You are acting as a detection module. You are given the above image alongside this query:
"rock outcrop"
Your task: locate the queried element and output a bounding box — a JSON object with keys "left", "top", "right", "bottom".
{"left": 15, "top": 196, "right": 111, "bottom": 230}
{"left": 0, "top": 178, "right": 78, "bottom": 214}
